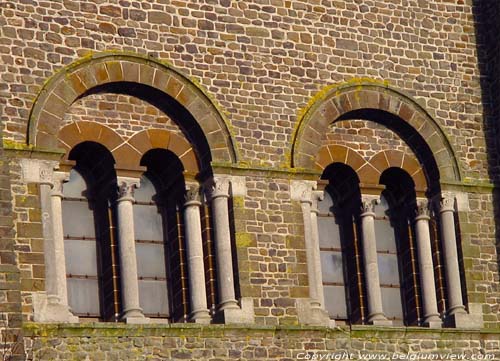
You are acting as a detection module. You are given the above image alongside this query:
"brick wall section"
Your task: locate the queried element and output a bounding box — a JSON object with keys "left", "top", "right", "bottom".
{"left": 63, "top": 94, "right": 184, "bottom": 139}
{"left": 325, "top": 120, "right": 415, "bottom": 159}
{"left": 0, "top": 0, "right": 487, "bottom": 179}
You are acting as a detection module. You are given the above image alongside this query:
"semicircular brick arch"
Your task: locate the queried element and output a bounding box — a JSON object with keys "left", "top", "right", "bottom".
{"left": 128, "top": 129, "right": 199, "bottom": 174}
{"left": 315, "top": 145, "right": 427, "bottom": 191}
{"left": 28, "top": 52, "right": 237, "bottom": 169}
{"left": 292, "top": 82, "right": 461, "bottom": 183}
{"left": 58, "top": 122, "right": 199, "bottom": 174}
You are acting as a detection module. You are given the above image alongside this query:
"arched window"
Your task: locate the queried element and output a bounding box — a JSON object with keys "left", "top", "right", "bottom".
{"left": 62, "top": 141, "right": 119, "bottom": 321}
{"left": 133, "top": 175, "right": 169, "bottom": 318}
{"left": 319, "top": 163, "right": 366, "bottom": 324}
{"left": 62, "top": 168, "right": 100, "bottom": 318}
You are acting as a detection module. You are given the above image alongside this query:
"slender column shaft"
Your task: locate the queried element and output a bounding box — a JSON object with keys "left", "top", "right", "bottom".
{"left": 40, "top": 183, "right": 58, "bottom": 301}
{"left": 300, "top": 192, "right": 321, "bottom": 306}
{"left": 311, "top": 190, "right": 325, "bottom": 307}
{"left": 210, "top": 178, "right": 238, "bottom": 310}
{"left": 439, "top": 194, "right": 466, "bottom": 315}
{"left": 116, "top": 178, "right": 144, "bottom": 320}
{"left": 50, "top": 173, "right": 70, "bottom": 306}
{"left": 360, "top": 197, "right": 388, "bottom": 324}
{"left": 184, "top": 186, "right": 211, "bottom": 322}
{"left": 414, "top": 200, "right": 441, "bottom": 325}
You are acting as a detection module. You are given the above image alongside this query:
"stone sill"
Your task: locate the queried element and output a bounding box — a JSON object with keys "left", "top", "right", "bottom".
{"left": 23, "top": 322, "right": 500, "bottom": 339}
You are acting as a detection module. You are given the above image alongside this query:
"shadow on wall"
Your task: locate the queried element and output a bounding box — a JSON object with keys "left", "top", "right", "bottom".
{"left": 472, "top": 1, "right": 500, "bottom": 285}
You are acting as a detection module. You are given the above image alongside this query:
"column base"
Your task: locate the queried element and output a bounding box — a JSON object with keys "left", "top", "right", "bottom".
{"left": 33, "top": 293, "right": 79, "bottom": 323}
{"left": 444, "top": 303, "right": 483, "bottom": 329}
{"left": 297, "top": 298, "right": 331, "bottom": 327}
{"left": 123, "top": 315, "right": 150, "bottom": 324}
{"left": 190, "top": 309, "right": 211, "bottom": 324}
{"left": 121, "top": 308, "right": 149, "bottom": 324}
{"left": 368, "top": 313, "right": 393, "bottom": 326}
{"left": 214, "top": 297, "right": 255, "bottom": 324}
{"left": 422, "top": 316, "right": 442, "bottom": 328}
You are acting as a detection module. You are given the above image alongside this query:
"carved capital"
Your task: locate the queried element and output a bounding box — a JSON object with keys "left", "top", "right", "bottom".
{"left": 290, "top": 180, "right": 316, "bottom": 204}
{"left": 361, "top": 196, "right": 379, "bottom": 215}
{"left": 206, "top": 177, "right": 230, "bottom": 200}
{"left": 20, "top": 159, "right": 59, "bottom": 185}
{"left": 439, "top": 193, "right": 455, "bottom": 213}
{"left": 50, "top": 172, "right": 69, "bottom": 198}
{"left": 117, "top": 178, "right": 140, "bottom": 201}
{"left": 416, "top": 199, "right": 430, "bottom": 219}
{"left": 311, "top": 190, "right": 324, "bottom": 214}
{"left": 185, "top": 184, "right": 201, "bottom": 206}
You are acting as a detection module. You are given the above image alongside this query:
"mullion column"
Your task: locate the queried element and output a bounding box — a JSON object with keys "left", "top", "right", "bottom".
{"left": 360, "top": 196, "right": 391, "bottom": 325}
{"left": 439, "top": 193, "right": 466, "bottom": 317}
{"left": 184, "top": 185, "right": 211, "bottom": 323}
{"left": 209, "top": 178, "right": 238, "bottom": 312}
{"left": 414, "top": 199, "right": 441, "bottom": 328}
{"left": 116, "top": 178, "right": 147, "bottom": 323}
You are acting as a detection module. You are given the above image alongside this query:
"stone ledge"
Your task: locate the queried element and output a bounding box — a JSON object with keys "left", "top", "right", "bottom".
{"left": 23, "top": 322, "right": 500, "bottom": 339}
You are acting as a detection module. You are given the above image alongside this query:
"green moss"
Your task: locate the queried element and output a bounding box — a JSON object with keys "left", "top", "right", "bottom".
{"left": 235, "top": 232, "right": 255, "bottom": 248}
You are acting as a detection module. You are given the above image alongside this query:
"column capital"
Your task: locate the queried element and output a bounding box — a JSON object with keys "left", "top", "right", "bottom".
{"left": 290, "top": 180, "right": 316, "bottom": 203}
{"left": 439, "top": 192, "right": 456, "bottom": 213}
{"left": 20, "top": 159, "right": 60, "bottom": 185}
{"left": 185, "top": 184, "right": 202, "bottom": 206}
{"left": 311, "top": 190, "right": 324, "bottom": 214}
{"left": 205, "top": 177, "right": 230, "bottom": 200}
{"left": 117, "top": 177, "right": 140, "bottom": 202}
{"left": 361, "top": 196, "right": 379, "bottom": 216}
{"left": 416, "top": 199, "right": 431, "bottom": 220}
{"left": 51, "top": 172, "right": 69, "bottom": 198}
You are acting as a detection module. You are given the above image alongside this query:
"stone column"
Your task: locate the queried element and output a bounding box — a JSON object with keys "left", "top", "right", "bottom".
{"left": 439, "top": 194, "right": 466, "bottom": 316}
{"left": 184, "top": 185, "right": 211, "bottom": 323}
{"left": 300, "top": 190, "right": 321, "bottom": 308}
{"left": 23, "top": 160, "right": 77, "bottom": 322}
{"left": 208, "top": 178, "right": 238, "bottom": 313}
{"left": 311, "top": 190, "right": 326, "bottom": 308}
{"left": 116, "top": 178, "right": 147, "bottom": 323}
{"left": 292, "top": 180, "right": 330, "bottom": 326}
{"left": 414, "top": 200, "right": 441, "bottom": 328}
{"left": 50, "top": 172, "right": 71, "bottom": 307}
{"left": 360, "top": 196, "right": 391, "bottom": 325}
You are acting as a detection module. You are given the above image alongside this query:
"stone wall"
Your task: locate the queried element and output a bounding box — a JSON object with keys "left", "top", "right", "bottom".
{"left": 22, "top": 324, "right": 500, "bottom": 361}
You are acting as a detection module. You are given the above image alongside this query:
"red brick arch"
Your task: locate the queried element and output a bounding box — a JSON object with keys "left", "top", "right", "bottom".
{"left": 28, "top": 52, "right": 237, "bottom": 169}
{"left": 316, "top": 145, "right": 426, "bottom": 191}
{"left": 59, "top": 122, "right": 199, "bottom": 174}
{"left": 291, "top": 82, "right": 462, "bottom": 184}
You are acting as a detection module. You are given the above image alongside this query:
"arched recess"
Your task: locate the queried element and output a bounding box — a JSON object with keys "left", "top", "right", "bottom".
{"left": 316, "top": 145, "right": 427, "bottom": 193}
{"left": 291, "top": 82, "right": 462, "bottom": 192}
{"left": 58, "top": 122, "right": 199, "bottom": 175}
{"left": 28, "top": 52, "right": 237, "bottom": 172}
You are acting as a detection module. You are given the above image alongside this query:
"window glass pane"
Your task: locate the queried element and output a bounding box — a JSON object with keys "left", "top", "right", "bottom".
{"left": 318, "top": 216, "right": 341, "bottom": 249}
{"left": 323, "top": 285, "right": 347, "bottom": 319}
{"left": 139, "top": 280, "right": 169, "bottom": 316}
{"left": 133, "top": 204, "right": 163, "bottom": 241}
{"left": 63, "top": 169, "right": 87, "bottom": 198}
{"left": 65, "top": 239, "right": 98, "bottom": 276}
{"left": 318, "top": 191, "right": 334, "bottom": 214}
{"left": 136, "top": 243, "right": 166, "bottom": 278}
{"left": 374, "top": 219, "right": 396, "bottom": 252}
{"left": 378, "top": 254, "right": 400, "bottom": 286}
{"left": 62, "top": 201, "right": 96, "bottom": 238}
{"left": 381, "top": 287, "right": 404, "bottom": 320}
{"left": 135, "top": 176, "right": 156, "bottom": 203}
{"left": 321, "top": 251, "right": 344, "bottom": 284}
{"left": 67, "top": 278, "right": 100, "bottom": 316}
